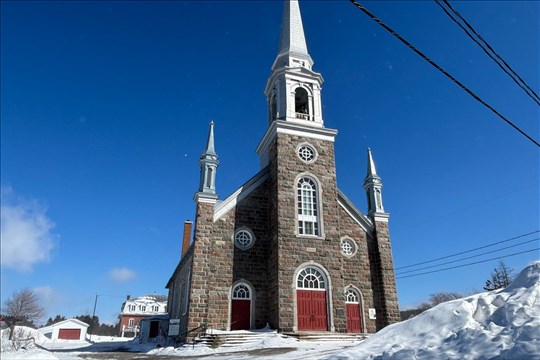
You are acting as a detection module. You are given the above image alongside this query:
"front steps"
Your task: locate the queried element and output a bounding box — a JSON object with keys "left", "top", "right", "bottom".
{"left": 211, "top": 331, "right": 291, "bottom": 348}
{"left": 289, "top": 332, "right": 369, "bottom": 343}
{"left": 192, "top": 330, "right": 368, "bottom": 348}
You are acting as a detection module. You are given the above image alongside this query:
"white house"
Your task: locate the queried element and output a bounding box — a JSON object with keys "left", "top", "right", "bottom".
{"left": 38, "top": 319, "right": 89, "bottom": 341}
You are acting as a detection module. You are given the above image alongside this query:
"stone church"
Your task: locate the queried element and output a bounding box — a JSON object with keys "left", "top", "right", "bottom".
{"left": 166, "top": 0, "right": 399, "bottom": 338}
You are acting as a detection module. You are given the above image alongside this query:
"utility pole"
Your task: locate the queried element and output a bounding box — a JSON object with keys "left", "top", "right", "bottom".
{"left": 90, "top": 293, "right": 98, "bottom": 341}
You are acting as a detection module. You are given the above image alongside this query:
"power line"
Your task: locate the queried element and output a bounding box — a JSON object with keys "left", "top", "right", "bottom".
{"left": 435, "top": 0, "right": 540, "bottom": 106}
{"left": 348, "top": 0, "right": 540, "bottom": 148}
{"left": 396, "top": 248, "right": 539, "bottom": 280}
{"left": 395, "top": 230, "right": 539, "bottom": 270}
{"left": 396, "top": 237, "right": 539, "bottom": 276}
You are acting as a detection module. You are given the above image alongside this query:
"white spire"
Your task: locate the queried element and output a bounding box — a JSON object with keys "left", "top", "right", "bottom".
{"left": 363, "top": 148, "right": 385, "bottom": 214}
{"left": 198, "top": 121, "right": 219, "bottom": 195}
{"left": 272, "top": 0, "right": 313, "bottom": 71}
{"left": 366, "top": 147, "right": 379, "bottom": 180}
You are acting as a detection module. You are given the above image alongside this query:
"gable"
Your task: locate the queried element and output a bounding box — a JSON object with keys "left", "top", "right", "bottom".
{"left": 337, "top": 189, "right": 374, "bottom": 237}
{"left": 213, "top": 167, "right": 270, "bottom": 222}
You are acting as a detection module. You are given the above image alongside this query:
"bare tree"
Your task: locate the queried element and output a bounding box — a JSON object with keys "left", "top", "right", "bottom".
{"left": 419, "top": 292, "right": 463, "bottom": 311}
{"left": 2, "top": 288, "right": 44, "bottom": 336}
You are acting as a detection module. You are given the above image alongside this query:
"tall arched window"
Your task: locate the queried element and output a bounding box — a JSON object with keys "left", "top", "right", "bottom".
{"left": 297, "top": 177, "right": 319, "bottom": 236}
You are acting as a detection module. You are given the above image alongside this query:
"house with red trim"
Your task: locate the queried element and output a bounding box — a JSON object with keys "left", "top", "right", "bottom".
{"left": 38, "top": 318, "right": 89, "bottom": 341}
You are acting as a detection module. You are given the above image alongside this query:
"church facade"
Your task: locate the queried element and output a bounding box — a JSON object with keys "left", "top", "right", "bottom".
{"left": 166, "top": 0, "right": 399, "bottom": 338}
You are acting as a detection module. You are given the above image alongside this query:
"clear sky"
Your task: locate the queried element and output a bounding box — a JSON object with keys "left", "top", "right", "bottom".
{"left": 1, "top": 1, "right": 538, "bottom": 325}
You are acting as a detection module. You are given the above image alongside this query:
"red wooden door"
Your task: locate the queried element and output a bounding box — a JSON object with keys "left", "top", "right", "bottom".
{"left": 58, "top": 328, "right": 81, "bottom": 340}
{"left": 231, "top": 299, "right": 251, "bottom": 330}
{"left": 346, "top": 303, "right": 363, "bottom": 333}
{"left": 297, "top": 290, "right": 328, "bottom": 331}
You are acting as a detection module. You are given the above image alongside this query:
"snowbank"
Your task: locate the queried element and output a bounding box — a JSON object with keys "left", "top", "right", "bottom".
{"left": 329, "top": 261, "right": 540, "bottom": 360}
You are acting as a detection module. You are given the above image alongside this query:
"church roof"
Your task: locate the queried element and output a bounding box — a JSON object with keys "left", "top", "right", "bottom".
{"left": 337, "top": 189, "right": 374, "bottom": 236}
{"left": 214, "top": 167, "right": 270, "bottom": 221}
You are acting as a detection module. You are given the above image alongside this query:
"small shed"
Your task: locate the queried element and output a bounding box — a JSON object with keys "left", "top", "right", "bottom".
{"left": 38, "top": 319, "right": 89, "bottom": 341}
{"left": 138, "top": 315, "right": 169, "bottom": 344}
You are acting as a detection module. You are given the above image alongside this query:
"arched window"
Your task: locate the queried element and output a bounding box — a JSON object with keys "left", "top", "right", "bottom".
{"left": 345, "top": 288, "right": 360, "bottom": 303}
{"left": 295, "top": 87, "right": 309, "bottom": 120}
{"left": 297, "top": 177, "right": 319, "bottom": 236}
{"left": 297, "top": 267, "right": 326, "bottom": 289}
{"left": 232, "top": 283, "right": 251, "bottom": 299}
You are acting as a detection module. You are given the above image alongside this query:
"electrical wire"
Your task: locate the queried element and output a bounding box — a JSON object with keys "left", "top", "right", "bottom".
{"left": 396, "top": 248, "right": 539, "bottom": 279}
{"left": 396, "top": 237, "right": 539, "bottom": 275}
{"left": 348, "top": 0, "right": 540, "bottom": 148}
{"left": 436, "top": 0, "right": 540, "bottom": 105}
{"left": 395, "top": 230, "right": 539, "bottom": 270}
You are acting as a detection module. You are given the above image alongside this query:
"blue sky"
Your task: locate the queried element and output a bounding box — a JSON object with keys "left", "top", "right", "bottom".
{"left": 1, "top": 1, "right": 538, "bottom": 325}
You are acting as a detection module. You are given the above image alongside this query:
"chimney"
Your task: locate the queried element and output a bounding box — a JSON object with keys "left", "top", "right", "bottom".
{"left": 182, "top": 220, "right": 193, "bottom": 257}
{"left": 126, "top": 295, "right": 131, "bottom": 300}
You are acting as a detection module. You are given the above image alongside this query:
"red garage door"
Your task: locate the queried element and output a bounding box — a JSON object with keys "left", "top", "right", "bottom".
{"left": 58, "top": 328, "right": 81, "bottom": 340}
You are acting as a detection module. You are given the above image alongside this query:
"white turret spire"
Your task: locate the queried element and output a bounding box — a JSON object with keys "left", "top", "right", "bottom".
{"left": 363, "top": 148, "right": 385, "bottom": 214}
{"left": 198, "top": 121, "right": 218, "bottom": 195}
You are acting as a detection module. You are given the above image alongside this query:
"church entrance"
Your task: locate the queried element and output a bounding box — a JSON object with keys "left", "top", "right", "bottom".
{"left": 345, "top": 288, "right": 363, "bottom": 333}
{"left": 296, "top": 267, "right": 328, "bottom": 331}
{"left": 230, "top": 283, "right": 252, "bottom": 330}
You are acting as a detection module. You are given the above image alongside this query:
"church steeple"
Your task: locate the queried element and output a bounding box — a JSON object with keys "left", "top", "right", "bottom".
{"left": 272, "top": 0, "right": 313, "bottom": 72}
{"left": 264, "top": 0, "right": 324, "bottom": 127}
{"left": 197, "top": 121, "right": 218, "bottom": 196}
{"left": 363, "top": 148, "right": 385, "bottom": 214}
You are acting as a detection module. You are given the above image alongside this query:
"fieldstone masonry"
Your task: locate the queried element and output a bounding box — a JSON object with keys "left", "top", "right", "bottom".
{"left": 166, "top": 0, "right": 400, "bottom": 341}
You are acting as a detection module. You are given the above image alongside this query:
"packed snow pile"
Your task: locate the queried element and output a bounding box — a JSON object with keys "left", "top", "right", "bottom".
{"left": 1, "top": 326, "right": 50, "bottom": 353}
{"left": 329, "top": 261, "right": 540, "bottom": 360}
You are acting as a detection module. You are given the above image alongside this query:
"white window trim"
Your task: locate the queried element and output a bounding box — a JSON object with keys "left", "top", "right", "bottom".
{"left": 344, "top": 285, "right": 366, "bottom": 333}
{"left": 292, "top": 262, "right": 335, "bottom": 332}
{"left": 228, "top": 280, "right": 255, "bottom": 331}
{"left": 340, "top": 236, "right": 359, "bottom": 257}
{"left": 296, "top": 142, "right": 318, "bottom": 164}
{"left": 294, "top": 173, "right": 324, "bottom": 239}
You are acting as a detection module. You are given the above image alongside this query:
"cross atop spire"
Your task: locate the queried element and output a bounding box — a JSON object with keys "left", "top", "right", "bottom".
{"left": 272, "top": 0, "right": 313, "bottom": 71}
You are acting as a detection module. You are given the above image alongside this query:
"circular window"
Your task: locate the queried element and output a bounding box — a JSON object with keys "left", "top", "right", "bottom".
{"left": 296, "top": 143, "right": 317, "bottom": 163}
{"left": 341, "top": 237, "right": 357, "bottom": 257}
{"left": 234, "top": 229, "right": 255, "bottom": 250}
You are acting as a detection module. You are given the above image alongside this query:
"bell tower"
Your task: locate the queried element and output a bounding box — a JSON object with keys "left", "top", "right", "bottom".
{"left": 264, "top": 0, "right": 324, "bottom": 127}
{"left": 258, "top": 0, "right": 336, "bottom": 169}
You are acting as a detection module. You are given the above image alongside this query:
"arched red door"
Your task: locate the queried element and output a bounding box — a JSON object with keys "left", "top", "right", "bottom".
{"left": 297, "top": 267, "right": 328, "bottom": 331}
{"left": 231, "top": 283, "right": 251, "bottom": 330}
{"left": 345, "top": 288, "right": 363, "bottom": 333}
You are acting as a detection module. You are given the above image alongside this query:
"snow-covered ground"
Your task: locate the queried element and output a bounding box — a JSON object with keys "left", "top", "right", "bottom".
{"left": 2, "top": 261, "right": 539, "bottom": 359}
{"left": 330, "top": 261, "right": 540, "bottom": 360}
